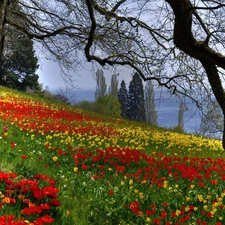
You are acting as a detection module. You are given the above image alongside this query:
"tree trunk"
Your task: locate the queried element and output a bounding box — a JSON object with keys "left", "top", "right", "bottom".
{"left": 166, "top": 0, "right": 225, "bottom": 148}
{"left": 0, "top": 0, "right": 8, "bottom": 61}
{"left": 200, "top": 60, "right": 225, "bottom": 148}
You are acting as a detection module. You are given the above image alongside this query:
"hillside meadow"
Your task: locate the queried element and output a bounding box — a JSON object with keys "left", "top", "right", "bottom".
{"left": 0, "top": 86, "right": 224, "bottom": 225}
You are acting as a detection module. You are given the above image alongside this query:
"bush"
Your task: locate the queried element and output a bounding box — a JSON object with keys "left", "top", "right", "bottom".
{"left": 75, "top": 95, "right": 121, "bottom": 118}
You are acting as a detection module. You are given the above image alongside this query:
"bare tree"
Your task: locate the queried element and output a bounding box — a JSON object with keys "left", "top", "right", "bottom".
{"left": 1, "top": 1, "right": 225, "bottom": 147}
{"left": 82, "top": 0, "right": 225, "bottom": 148}
{"left": 199, "top": 99, "right": 223, "bottom": 139}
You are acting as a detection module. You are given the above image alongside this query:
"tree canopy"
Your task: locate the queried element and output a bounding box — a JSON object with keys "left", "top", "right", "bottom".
{"left": 127, "top": 72, "right": 146, "bottom": 122}
{"left": 118, "top": 79, "right": 129, "bottom": 118}
{"left": 0, "top": 26, "right": 39, "bottom": 91}
{"left": 1, "top": 0, "right": 225, "bottom": 147}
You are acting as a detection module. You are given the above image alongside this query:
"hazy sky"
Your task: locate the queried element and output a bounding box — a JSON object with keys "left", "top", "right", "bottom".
{"left": 37, "top": 58, "right": 133, "bottom": 91}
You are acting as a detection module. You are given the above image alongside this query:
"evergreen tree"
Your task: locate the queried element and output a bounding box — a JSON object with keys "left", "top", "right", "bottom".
{"left": 118, "top": 80, "right": 128, "bottom": 118}
{"left": 94, "top": 69, "right": 107, "bottom": 100}
{"left": 127, "top": 72, "right": 146, "bottom": 121}
{"left": 109, "top": 73, "right": 118, "bottom": 99}
{"left": 0, "top": 27, "right": 39, "bottom": 91}
{"left": 145, "top": 80, "right": 158, "bottom": 126}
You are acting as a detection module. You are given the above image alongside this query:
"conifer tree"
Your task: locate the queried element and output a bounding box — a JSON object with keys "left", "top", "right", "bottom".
{"left": 118, "top": 79, "right": 128, "bottom": 118}
{"left": 94, "top": 69, "right": 107, "bottom": 100}
{"left": 127, "top": 72, "right": 146, "bottom": 122}
{"left": 0, "top": 27, "right": 39, "bottom": 91}
{"left": 145, "top": 80, "right": 158, "bottom": 126}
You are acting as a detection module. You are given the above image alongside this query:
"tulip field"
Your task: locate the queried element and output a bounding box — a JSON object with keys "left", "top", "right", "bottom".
{"left": 0, "top": 86, "right": 225, "bottom": 224}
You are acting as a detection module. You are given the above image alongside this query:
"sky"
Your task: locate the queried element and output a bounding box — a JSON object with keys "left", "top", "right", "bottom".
{"left": 37, "top": 57, "right": 133, "bottom": 91}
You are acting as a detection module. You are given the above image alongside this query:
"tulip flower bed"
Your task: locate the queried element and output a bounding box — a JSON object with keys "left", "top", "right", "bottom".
{"left": 0, "top": 86, "right": 224, "bottom": 224}
{"left": 0, "top": 171, "right": 60, "bottom": 225}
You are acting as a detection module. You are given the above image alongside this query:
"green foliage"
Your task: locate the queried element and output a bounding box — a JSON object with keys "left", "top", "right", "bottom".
{"left": 127, "top": 72, "right": 146, "bottom": 122}
{"left": 0, "top": 27, "right": 39, "bottom": 91}
{"left": 118, "top": 80, "right": 129, "bottom": 118}
{"left": 96, "top": 94, "right": 121, "bottom": 118}
{"left": 74, "top": 101, "right": 106, "bottom": 115}
{"left": 75, "top": 95, "right": 121, "bottom": 118}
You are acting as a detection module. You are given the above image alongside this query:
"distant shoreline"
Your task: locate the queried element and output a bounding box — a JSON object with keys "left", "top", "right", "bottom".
{"left": 49, "top": 88, "right": 204, "bottom": 135}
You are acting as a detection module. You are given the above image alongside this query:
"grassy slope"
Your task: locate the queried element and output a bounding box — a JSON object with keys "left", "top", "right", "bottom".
{"left": 0, "top": 86, "right": 224, "bottom": 225}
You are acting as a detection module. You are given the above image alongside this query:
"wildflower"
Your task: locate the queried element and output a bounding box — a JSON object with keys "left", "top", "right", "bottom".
{"left": 40, "top": 203, "right": 51, "bottom": 210}
{"left": 139, "top": 192, "right": 144, "bottom": 199}
{"left": 10, "top": 142, "right": 16, "bottom": 148}
{"left": 73, "top": 167, "right": 78, "bottom": 172}
{"left": 108, "top": 190, "right": 114, "bottom": 195}
{"left": 152, "top": 218, "right": 161, "bottom": 224}
{"left": 129, "top": 179, "right": 133, "bottom": 185}
{"left": 197, "top": 182, "right": 205, "bottom": 187}
{"left": 146, "top": 217, "right": 151, "bottom": 222}
{"left": 161, "top": 210, "right": 167, "bottom": 218}
{"left": 81, "top": 163, "right": 89, "bottom": 170}
{"left": 34, "top": 214, "right": 54, "bottom": 224}
{"left": 50, "top": 199, "right": 61, "bottom": 207}
{"left": 163, "top": 181, "right": 168, "bottom": 188}
{"left": 52, "top": 156, "right": 58, "bottom": 161}
{"left": 198, "top": 195, "right": 203, "bottom": 202}
{"left": 43, "top": 186, "right": 59, "bottom": 198}
{"left": 175, "top": 210, "right": 181, "bottom": 216}
{"left": 2, "top": 126, "right": 9, "bottom": 132}
{"left": 2, "top": 197, "right": 10, "bottom": 204}
{"left": 33, "top": 189, "right": 44, "bottom": 200}
{"left": 21, "top": 155, "right": 27, "bottom": 159}
{"left": 130, "top": 201, "right": 140, "bottom": 214}
{"left": 163, "top": 202, "right": 169, "bottom": 207}
{"left": 211, "top": 179, "right": 218, "bottom": 185}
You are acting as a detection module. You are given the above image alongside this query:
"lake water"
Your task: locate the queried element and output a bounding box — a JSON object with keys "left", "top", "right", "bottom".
{"left": 70, "top": 89, "right": 202, "bottom": 134}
